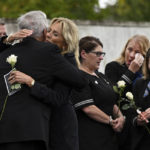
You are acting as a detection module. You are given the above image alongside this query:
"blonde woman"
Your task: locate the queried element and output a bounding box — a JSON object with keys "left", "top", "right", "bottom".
{"left": 105, "top": 34, "right": 150, "bottom": 150}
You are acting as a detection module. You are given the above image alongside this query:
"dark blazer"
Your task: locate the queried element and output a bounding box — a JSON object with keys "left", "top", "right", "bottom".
{"left": 105, "top": 61, "right": 137, "bottom": 88}
{"left": 50, "top": 52, "right": 79, "bottom": 150}
{"left": 0, "top": 37, "right": 85, "bottom": 148}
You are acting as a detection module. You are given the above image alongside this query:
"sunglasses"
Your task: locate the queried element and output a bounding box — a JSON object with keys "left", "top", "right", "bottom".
{"left": 90, "top": 51, "right": 106, "bottom": 57}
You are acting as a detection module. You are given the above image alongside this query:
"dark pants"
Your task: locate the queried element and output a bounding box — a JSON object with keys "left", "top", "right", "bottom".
{"left": 0, "top": 141, "right": 46, "bottom": 150}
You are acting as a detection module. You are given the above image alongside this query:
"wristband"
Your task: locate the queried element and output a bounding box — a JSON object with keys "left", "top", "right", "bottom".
{"left": 109, "top": 116, "right": 113, "bottom": 125}
{"left": 31, "top": 80, "right": 35, "bottom": 87}
{"left": 5, "top": 34, "right": 13, "bottom": 45}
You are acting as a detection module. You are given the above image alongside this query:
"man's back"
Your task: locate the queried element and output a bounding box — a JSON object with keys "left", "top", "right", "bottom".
{"left": 0, "top": 37, "right": 56, "bottom": 144}
{"left": 0, "top": 37, "right": 84, "bottom": 146}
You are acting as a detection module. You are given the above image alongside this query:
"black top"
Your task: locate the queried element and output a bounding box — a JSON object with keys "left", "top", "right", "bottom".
{"left": 105, "top": 61, "right": 139, "bottom": 90}
{"left": 71, "top": 71, "right": 118, "bottom": 150}
{"left": 131, "top": 78, "right": 150, "bottom": 150}
{"left": 49, "top": 52, "right": 79, "bottom": 150}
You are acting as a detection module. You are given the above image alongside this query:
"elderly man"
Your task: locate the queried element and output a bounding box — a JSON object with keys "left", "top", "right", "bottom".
{"left": 0, "top": 10, "right": 85, "bottom": 150}
{"left": 0, "top": 20, "right": 6, "bottom": 37}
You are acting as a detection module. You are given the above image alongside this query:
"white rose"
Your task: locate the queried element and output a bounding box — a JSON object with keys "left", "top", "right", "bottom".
{"left": 126, "top": 92, "right": 133, "bottom": 100}
{"left": 117, "top": 80, "right": 126, "bottom": 88}
{"left": 6, "top": 54, "right": 17, "bottom": 66}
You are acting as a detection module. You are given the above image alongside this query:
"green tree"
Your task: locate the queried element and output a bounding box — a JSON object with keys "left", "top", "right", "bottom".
{"left": 100, "top": 0, "right": 150, "bottom": 22}
{"left": 0, "top": 0, "right": 100, "bottom": 20}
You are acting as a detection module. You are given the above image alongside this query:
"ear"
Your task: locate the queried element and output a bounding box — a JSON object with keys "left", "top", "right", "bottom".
{"left": 43, "top": 29, "right": 47, "bottom": 41}
{"left": 80, "top": 50, "right": 87, "bottom": 60}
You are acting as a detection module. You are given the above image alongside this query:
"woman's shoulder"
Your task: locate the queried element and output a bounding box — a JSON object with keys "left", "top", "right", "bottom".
{"left": 64, "top": 52, "right": 77, "bottom": 66}
{"left": 105, "top": 61, "right": 126, "bottom": 73}
{"left": 106, "top": 61, "right": 121, "bottom": 68}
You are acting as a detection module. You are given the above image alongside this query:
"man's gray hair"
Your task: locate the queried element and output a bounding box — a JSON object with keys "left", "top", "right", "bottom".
{"left": 17, "top": 10, "right": 48, "bottom": 37}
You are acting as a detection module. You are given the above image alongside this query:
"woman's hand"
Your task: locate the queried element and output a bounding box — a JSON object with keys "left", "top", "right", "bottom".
{"left": 136, "top": 111, "right": 149, "bottom": 126}
{"left": 6, "top": 29, "right": 33, "bottom": 43}
{"left": 144, "top": 108, "right": 150, "bottom": 120}
{"left": 8, "top": 71, "right": 34, "bottom": 87}
{"left": 128, "top": 53, "right": 144, "bottom": 73}
{"left": 111, "top": 116, "right": 125, "bottom": 132}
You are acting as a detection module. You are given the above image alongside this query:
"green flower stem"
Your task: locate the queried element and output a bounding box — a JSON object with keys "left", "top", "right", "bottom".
{"left": 144, "top": 124, "right": 150, "bottom": 134}
{"left": 0, "top": 94, "right": 9, "bottom": 121}
{"left": 117, "top": 99, "right": 121, "bottom": 115}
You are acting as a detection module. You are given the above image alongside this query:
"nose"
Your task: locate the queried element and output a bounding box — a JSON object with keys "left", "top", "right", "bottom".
{"left": 130, "top": 51, "right": 136, "bottom": 58}
{"left": 98, "top": 55, "right": 104, "bottom": 60}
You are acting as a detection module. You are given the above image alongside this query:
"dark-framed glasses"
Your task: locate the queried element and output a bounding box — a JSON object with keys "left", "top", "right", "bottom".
{"left": 90, "top": 51, "right": 106, "bottom": 57}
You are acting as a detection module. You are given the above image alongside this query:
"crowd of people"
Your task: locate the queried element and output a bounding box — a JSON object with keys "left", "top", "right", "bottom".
{"left": 0, "top": 10, "right": 150, "bottom": 150}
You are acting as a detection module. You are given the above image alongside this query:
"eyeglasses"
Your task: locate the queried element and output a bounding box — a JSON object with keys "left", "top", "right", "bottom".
{"left": 90, "top": 51, "right": 106, "bottom": 57}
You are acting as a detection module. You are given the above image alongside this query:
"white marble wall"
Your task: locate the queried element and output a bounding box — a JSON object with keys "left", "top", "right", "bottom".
{"left": 5, "top": 22, "right": 150, "bottom": 73}
{"left": 79, "top": 25, "right": 150, "bottom": 72}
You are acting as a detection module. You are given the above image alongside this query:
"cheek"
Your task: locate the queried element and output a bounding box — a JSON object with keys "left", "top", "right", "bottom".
{"left": 124, "top": 51, "right": 129, "bottom": 61}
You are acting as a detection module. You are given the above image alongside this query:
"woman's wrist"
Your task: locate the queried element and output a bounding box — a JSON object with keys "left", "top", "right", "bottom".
{"left": 27, "top": 78, "right": 35, "bottom": 87}
{"left": 108, "top": 116, "right": 113, "bottom": 125}
{"left": 3, "top": 34, "right": 15, "bottom": 45}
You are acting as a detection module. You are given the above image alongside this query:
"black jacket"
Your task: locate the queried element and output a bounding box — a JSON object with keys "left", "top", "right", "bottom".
{"left": 0, "top": 37, "right": 85, "bottom": 148}
{"left": 131, "top": 78, "right": 150, "bottom": 150}
{"left": 105, "top": 61, "right": 137, "bottom": 89}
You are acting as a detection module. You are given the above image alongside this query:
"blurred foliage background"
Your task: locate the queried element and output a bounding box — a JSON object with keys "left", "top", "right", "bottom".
{"left": 0, "top": 0, "right": 150, "bottom": 22}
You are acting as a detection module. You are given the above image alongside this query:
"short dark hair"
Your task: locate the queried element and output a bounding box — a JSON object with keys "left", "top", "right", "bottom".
{"left": 79, "top": 36, "right": 103, "bottom": 62}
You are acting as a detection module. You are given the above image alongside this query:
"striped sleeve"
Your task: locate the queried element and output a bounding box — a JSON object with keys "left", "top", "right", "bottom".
{"left": 121, "top": 69, "right": 136, "bottom": 85}
{"left": 70, "top": 85, "right": 94, "bottom": 110}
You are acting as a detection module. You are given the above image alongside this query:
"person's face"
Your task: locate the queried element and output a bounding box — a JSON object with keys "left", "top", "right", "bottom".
{"left": 46, "top": 22, "right": 66, "bottom": 50}
{"left": 124, "top": 39, "right": 142, "bottom": 67}
{"left": 82, "top": 45, "right": 105, "bottom": 71}
{"left": 0, "top": 25, "right": 6, "bottom": 37}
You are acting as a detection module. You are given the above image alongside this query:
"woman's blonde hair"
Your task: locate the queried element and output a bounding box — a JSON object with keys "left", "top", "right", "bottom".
{"left": 50, "top": 17, "right": 80, "bottom": 66}
{"left": 116, "top": 35, "right": 150, "bottom": 65}
{"left": 143, "top": 48, "right": 150, "bottom": 79}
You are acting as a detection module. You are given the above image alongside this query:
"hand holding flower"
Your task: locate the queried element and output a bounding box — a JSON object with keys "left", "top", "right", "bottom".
{"left": 145, "top": 108, "right": 150, "bottom": 120}
{"left": 124, "top": 92, "right": 150, "bottom": 134}
{"left": 9, "top": 71, "right": 34, "bottom": 87}
{"left": 0, "top": 54, "right": 19, "bottom": 120}
{"left": 137, "top": 113, "right": 148, "bottom": 126}
{"left": 136, "top": 109, "right": 149, "bottom": 124}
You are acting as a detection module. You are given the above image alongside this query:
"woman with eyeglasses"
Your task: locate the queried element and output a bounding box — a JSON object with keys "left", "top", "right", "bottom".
{"left": 71, "top": 36, "right": 125, "bottom": 150}
{"left": 105, "top": 35, "right": 150, "bottom": 150}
